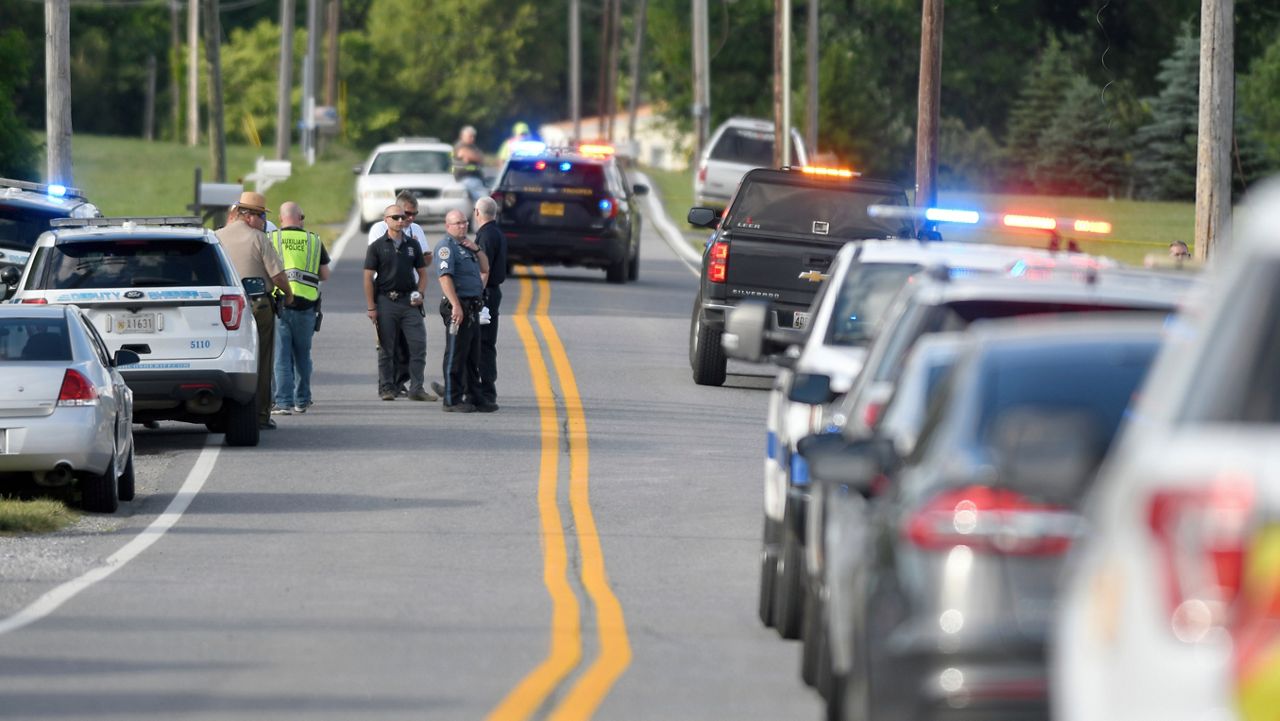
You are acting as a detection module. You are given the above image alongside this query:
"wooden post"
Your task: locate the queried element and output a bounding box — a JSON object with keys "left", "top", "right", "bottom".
{"left": 144, "top": 55, "right": 157, "bottom": 141}
{"left": 570, "top": 0, "right": 581, "bottom": 141}
{"left": 915, "top": 0, "right": 943, "bottom": 210}
{"left": 187, "top": 0, "right": 200, "bottom": 146}
{"left": 203, "top": 0, "right": 226, "bottom": 183}
{"left": 805, "top": 0, "right": 818, "bottom": 154}
{"left": 324, "top": 0, "right": 339, "bottom": 107}
{"left": 275, "top": 0, "right": 294, "bottom": 160}
{"left": 45, "top": 0, "right": 73, "bottom": 186}
{"left": 605, "top": 0, "right": 622, "bottom": 141}
{"left": 170, "top": 0, "right": 181, "bottom": 141}
{"left": 773, "top": 0, "right": 788, "bottom": 168}
{"left": 692, "top": 0, "right": 709, "bottom": 163}
{"left": 627, "top": 0, "right": 648, "bottom": 148}
{"left": 1194, "top": 0, "right": 1234, "bottom": 260}
{"left": 596, "top": 0, "right": 612, "bottom": 139}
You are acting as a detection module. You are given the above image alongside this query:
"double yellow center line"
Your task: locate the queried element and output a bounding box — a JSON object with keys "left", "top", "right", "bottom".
{"left": 485, "top": 266, "right": 630, "bottom": 721}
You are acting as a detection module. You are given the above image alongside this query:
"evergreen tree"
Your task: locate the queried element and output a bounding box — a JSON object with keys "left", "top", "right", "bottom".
{"left": 1240, "top": 33, "right": 1280, "bottom": 164}
{"left": 1032, "top": 75, "right": 1127, "bottom": 197}
{"left": 1132, "top": 26, "right": 1199, "bottom": 200}
{"left": 1005, "top": 36, "right": 1076, "bottom": 190}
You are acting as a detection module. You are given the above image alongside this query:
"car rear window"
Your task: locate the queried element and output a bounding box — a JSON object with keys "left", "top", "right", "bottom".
{"left": 0, "top": 317, "right": 71, "bottom": 361}
{"left": 369, "top": 150, "right": 452, "bottom": 174}
{"left": 826, "top": 262, "right": 921, "bottom": 346}
{"left": 709, "top": 127, "right": 800, "bottom": 166}
{"left": 0, "top": 206, "right": 63, "bottom": 252}
{"left": 502, "top": 159, "right": 605, "bottom": 193}
{"left": 724, "top": 181, "right": 912, "bottom": 240}
{"left": 42, "top": 239, "right": 227, "bottom": 289}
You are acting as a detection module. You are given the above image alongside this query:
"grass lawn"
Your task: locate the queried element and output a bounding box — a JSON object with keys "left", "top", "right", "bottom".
{"left": 638, "top": 164, "right": 1196, "bottom": 266}
{"left": 0, "top": 498, "right": 78, "bottom": 535}
{"left": 70, "top": 135, "right": 362, "bottom": 246}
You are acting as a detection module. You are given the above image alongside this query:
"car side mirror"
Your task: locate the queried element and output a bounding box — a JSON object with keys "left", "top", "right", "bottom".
{"left": 687, "top": 207, "right": 720, "bottom": 229}
{"left": 723, "top": 301, "right": 768, "bottom": 362}
{"left": 788, "top": 373, "right": 834, "bottom": 405}
{"left": 632, "top": 183, "right": 650, "bottom": 196}
{"left": 242, "top": 276, "right": 268, "bottom": 299}
{"left": 0, "top": 266, "right": 20, "bottom": 287}
{"left": 112, "top": 349, "right": 141, "bottom": 368}
{"left": 798, "top": 434, "right": 891, "bottom": 497}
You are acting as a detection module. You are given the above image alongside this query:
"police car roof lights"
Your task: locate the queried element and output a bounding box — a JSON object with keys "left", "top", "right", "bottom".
{"left": 577, "top": 143, "right": 616, "bottom": 157}
{"left": 49, "top": 216, "right": 204, "bottom": 229}
{"left": 1, "top": 177, "right": 88, "bottom": 200}
{"left": 924, "top": 208, "right": 980, "bottom": 224}
{"left": 793, "top": 165, "right": 857, "bottom": 179}
{"left": 510, "top": 140, "right": 549, "bottom": 157}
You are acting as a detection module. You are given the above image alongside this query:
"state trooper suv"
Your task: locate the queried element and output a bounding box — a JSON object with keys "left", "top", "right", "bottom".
{"left": 0, "top": 178, "right": 100, "bottom": 274}
{"left": 3, "top": 216, "right": 267, "bottom": 446}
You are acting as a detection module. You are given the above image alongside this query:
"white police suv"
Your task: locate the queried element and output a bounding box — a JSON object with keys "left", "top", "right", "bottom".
{"left": 3, "top": 216, "right": 266, "bottom": 446}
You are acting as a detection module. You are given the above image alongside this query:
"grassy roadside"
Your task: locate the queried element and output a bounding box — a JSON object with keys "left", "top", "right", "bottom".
{"left": 637, "top": 164, "right": 1196, "bottom": 266}
{"left": 0, "top": 498, "right": 79, "bottom": 535}
{"left": 71, "top": 135, "right": 362, "bottom": 246}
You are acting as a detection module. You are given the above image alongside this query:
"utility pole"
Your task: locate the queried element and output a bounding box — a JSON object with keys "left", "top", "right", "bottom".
{"left": 187, "top": 0, "right": 200, "bottom": 146}
{"left": 203, "top": 0, "right": 226, "bottom": 183}
{"left": 605, "top": 0, "right": 622, "bottom": 141}
{"left": 772, "top": 0, "right": 791, "bottom": 168}
{"left": 275, "top": 0, "right": 294, "bottom": 160}
{"left": 915, "top": 0, "right": 943, "bottom": 209}
{"left": 805, "top": 0, "right": 818, "bottom": 154}
{"left": 1195, "top": 0, "right": 1233, "bottom": 260}
{"left": 302, "top": 0, "right": 319, "bottom": 165}
{"left": 570, "top": 0, "right": 581, "bottom": 141}
{"left": 324, "top": 0, "right": 339, "bottom": 107}
{"left": 627, "top": 0, "right": 648, "bottom": 148}
{"left": 170, "top": 0, "right": 181, "bottom": 141}
{"left": 45, "top": 0, "right": 73, "bottom": 186}
{"left": 596, "top": 0, "right": 613, "bottom": 139}
{"left": 144, "top": 55, "right": 157, "bottom": 141}
{"left": 691, "top": 0, "right": 709, "bottom": 163}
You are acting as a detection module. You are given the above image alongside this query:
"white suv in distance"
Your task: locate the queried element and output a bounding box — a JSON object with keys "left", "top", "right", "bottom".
{"left": 355, "top": 138, "right": 472, "bottom": 229}
{"left": 694, "top": 117, "right": 808, "bottom": 210}
{"left": 4, "top": 216, "right": 265, "bottom": 446}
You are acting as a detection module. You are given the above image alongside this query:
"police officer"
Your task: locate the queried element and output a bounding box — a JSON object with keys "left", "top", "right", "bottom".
{"left": 363, "top": 205, "right": 430, "bottom": 402}
{"left": 433, "top": 209, "right": 490, "bottom": 412}
{"left": 269, "top": 202, "right": 330, "bottom": 415}
{"left": 453, "top": 126, "right": 486, "bottom": 202}
{"left": 367, "top": 192, "right": 432, "bottom": 398}
{"left": 472, "top": 197, "right": 506, "bottom": 411}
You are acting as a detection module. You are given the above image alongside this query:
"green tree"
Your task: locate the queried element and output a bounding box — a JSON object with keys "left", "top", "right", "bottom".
{"left": 1005, "top": 37, "right": 1076, "bottom": 190}
{"left": 1132, "top": 26, "right": 1199, "bottom": 200}
{"left": 938, "top": 117, "right": 1002, "bottom": 192}
{"left": 1032, "top": 75, "right": 1127, "bottom": 196}
{"left": 0, "top": 29, "right": 38, "bottom": 179}
{"left": 1240, "top": 33, "right": 1280, "bottom": 163}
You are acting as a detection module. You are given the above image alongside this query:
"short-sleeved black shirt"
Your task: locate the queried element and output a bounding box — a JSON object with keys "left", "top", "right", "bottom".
{"left": 364, "top": 233, "right": 425, "bottom": 294}
{"left": 476, "top": 221, "right": 507, "bottom": 288}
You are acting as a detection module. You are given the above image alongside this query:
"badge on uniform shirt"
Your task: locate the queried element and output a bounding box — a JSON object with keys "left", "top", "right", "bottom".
{"left": 438, "top": 247, "right": 451, "bottom": 260}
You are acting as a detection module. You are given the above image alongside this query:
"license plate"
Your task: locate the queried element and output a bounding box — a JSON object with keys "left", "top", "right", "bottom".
{"left": 792, "top": 311, "right": 810, "bottom": 330}
{"left": 540, "top": 202, "right": 565, "bottom": 217}
{"left": 117, "top": 313, "right": 156, "bottom": 334}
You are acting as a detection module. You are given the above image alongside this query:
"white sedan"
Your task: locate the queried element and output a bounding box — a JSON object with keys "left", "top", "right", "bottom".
{"left": 0, "top": 304, "right": 138, "bottom": 513}
{"left": 354, "top": 138, "right": 473, "bottom": 229}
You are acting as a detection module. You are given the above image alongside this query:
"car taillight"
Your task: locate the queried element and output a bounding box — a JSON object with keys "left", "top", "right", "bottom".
{"left": 904, "top": 485, "right": 1079, "bottom": 555}
{"left": 863, "top": 400, "right": 885, "bottom": 429}
{"left": 220, "top": 294, "right": 245, "bottom": 330}
{"left": 599, "top": 195, "right": 618, "bottom": 219}
{"left": 708, "top": 241, "right": 729, "bottom": 283}
{"left": 697, "top": 164, "right": 707, "bottom": 183}
{"left": 1148, "top": 478, "right": 1254, "bottom": 642}
{"left": 57, "top": 369, "right": 98, "bottom": 406}
{"left": 20, "top": 297, "right": 47, "bottom": 304}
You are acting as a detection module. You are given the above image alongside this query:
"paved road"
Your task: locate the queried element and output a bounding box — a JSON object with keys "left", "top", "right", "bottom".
{"left": 0, "top": 211, "right": 820, "bottom": 720}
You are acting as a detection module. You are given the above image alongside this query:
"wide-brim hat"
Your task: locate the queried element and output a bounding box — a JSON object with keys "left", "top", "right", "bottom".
{"left": 235, "top": 191, "right": 269, "bottom": 214}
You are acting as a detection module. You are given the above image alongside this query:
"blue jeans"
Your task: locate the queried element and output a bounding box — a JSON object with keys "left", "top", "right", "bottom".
{"left": 274, "top": 306, "right": 317, "bottom": 408}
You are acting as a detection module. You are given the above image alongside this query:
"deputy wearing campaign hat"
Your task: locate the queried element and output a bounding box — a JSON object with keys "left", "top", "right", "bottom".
{"left": 217, "top": 190, "right": 295, "bottom": 430}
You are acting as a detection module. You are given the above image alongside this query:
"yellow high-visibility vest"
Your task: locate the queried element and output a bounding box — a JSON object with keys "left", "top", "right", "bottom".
{"left": 270, "top": 228, "right": 323, "bottom": 302}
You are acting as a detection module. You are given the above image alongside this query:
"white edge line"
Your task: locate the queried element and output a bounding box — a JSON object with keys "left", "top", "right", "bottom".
{"left": 0, "top": 437, "right": 222, "bottom": 637}
{"left": 326, "top": 208, "right": 361, "bottom": 271}
{"left": 634, "top": 171, "right": 701, "bottom": 277}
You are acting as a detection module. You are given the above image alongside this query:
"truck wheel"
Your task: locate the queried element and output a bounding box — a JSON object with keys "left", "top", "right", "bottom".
{"left": 627, "top": 252, "right": 639, "bottom": 281}
{"left": 606, "top": 258, "right": 627, "bottom": 284}
{"left": 223, "top": 397, "right": 260, "bottom": 447}
{"left": 690, "top": 302, "right": 727, "bottom": 386}
{"left": 80, "top": 449, "right": 119, "bottom": 514}
{"left": 774, "top": 507, "right": 804, "bottom": 639}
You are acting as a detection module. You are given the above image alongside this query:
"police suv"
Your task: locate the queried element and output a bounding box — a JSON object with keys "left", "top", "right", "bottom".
{"left": 0, "top": 178, "right": 100, "bottom": 274}
{"left": 3, "top": 216, "right": 267, "bottom": 446}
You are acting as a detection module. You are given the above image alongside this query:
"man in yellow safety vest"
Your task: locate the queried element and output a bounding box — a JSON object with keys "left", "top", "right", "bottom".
{"left": 269, "top": 201, "right": 331, "bottom": 416}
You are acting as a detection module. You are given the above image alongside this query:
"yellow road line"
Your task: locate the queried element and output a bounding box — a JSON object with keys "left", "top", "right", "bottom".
{"left": 533, "top": 266, "right": 632, "bottom": 721}
{"left": 484, "top": 272, "right": 582, "bottom": 721}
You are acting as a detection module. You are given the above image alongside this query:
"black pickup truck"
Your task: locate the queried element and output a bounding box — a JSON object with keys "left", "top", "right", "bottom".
{"left": 687, "top": 167, "right": 912, "bottom": 385}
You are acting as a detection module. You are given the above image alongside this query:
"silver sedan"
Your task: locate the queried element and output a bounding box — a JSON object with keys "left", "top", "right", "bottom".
{"left": 0, "top": 304, "right": 138, "bottom": 513}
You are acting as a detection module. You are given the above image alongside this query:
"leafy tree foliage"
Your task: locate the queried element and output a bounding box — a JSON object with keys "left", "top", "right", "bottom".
{"left": 1032, "top": 75, "right": 1126, "bottom": 196}
{"left": 1132, "top": 27, "right": 1199, "bottom": 200}
{"left": 1005, "top": 37, "right": 1077, "bottom": 190}
{"left": 937, "top": 117, "right": 1002, "bottom": 192}
{"left": 0, "top": 29, "right": 38, "bottom": 180}
{"left": 1240, "top": 33, "right": 1280, "bottom": 163}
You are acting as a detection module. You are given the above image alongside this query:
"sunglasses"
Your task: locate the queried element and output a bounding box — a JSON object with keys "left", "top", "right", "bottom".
{"left": 402, "top": 210, "right": 417, "bottom": 217}
{"left": 447, "top": 221, "right": 467, "bottom": 226}
{"left": 386, "top": 214, "right": 406, "bottom": 221}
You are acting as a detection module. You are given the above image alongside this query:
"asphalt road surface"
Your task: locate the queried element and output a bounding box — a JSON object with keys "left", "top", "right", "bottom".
{"left": 0, "top": 210, "right": 820, "bottom": 720}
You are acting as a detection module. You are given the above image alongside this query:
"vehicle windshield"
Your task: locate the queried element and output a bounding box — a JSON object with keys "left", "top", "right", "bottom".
{"left": 43, "top": 239, "right": 227, "bottom": 289}
{"left": 709, "top": 127, "right": 801, "bottom": 166}
{"left": 369, "top": 150, "right": 452, "bottom": 174}
{"left": 0, "top": 206, "right": 63, "bottom": 252}
{"left": 502, "top": 159, "right": 605, "bottom": 193}
{"left": 0, "top": 317, "right": 71, "bottom": 361}
{"left": 724, "top": 181, "right": 912, "bottom": 240}
{"left": 826, "top": 262, "right": 921, "bottom": 346}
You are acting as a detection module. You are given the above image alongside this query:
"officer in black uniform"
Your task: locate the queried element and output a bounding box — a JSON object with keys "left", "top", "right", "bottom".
{"left": 472, "top": 196, "right": 507, "bottom": 411}
{"left": 432, "top": 209, "right": 490, "bottom": 412}
{"left": 362, "top": 205, "right": 430, "bottom": 401}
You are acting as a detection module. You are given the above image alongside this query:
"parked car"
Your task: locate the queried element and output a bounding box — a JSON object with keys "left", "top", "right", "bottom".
{"left": 807, "top": 315, "right": 1167, "bottom": 721}
{"left": 694, "top": 117, "right": 808, "bottom": 210}
{"left": 355, "top": 138, "right": 472, "bottom": 230}
{"left": 0, "top": 178, "right": 99, "bottom": 275}
{"left": 5, "top": 216, "right": 268, "bottom": 446}
{"left": 0, "top": 304, "right": 138, "bottom": 513}
{"left": 1052, "top": 178, "right": 1280, "bottom": 721}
